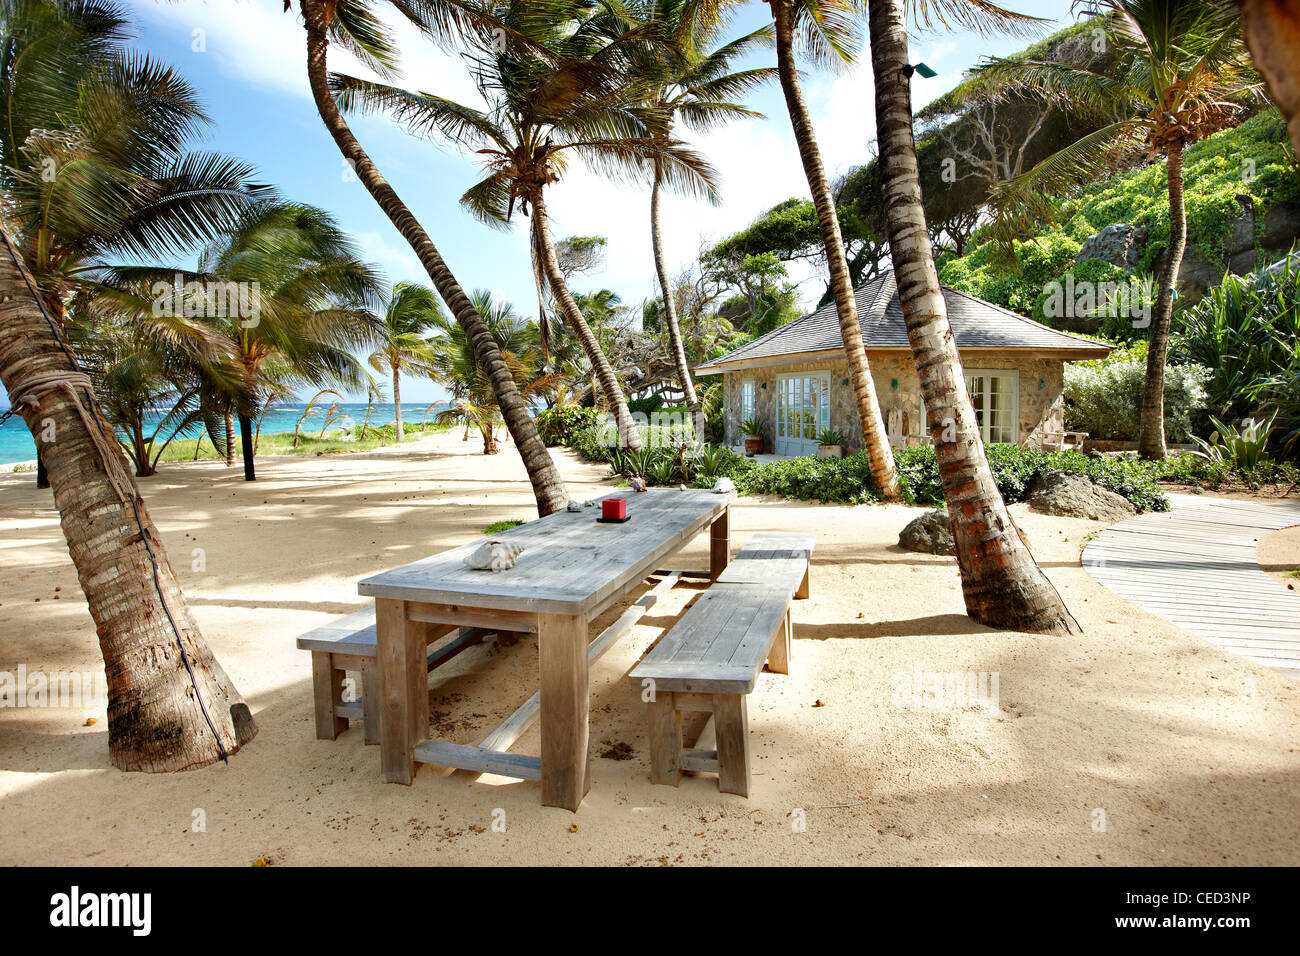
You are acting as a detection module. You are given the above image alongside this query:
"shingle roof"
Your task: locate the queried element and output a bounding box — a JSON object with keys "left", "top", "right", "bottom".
{"left": 696, "top": 273, "right": 1111, "bottom": 373}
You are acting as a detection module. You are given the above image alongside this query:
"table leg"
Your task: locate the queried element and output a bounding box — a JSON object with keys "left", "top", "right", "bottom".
{"left": 538, "top": 612, "right": 590, "bottom": 811}
{"left": 710, "top": 506, "right": 731, "bottom": 581}
{"left": 376, "top": 598, "right": 429, "bottom": 785}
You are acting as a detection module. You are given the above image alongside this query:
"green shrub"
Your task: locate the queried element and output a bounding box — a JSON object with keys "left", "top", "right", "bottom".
{"left": 894, "top": 444, "right": 1170, "bottom": 512}
{"left": 535, "top": 406, "right": 603, "bottom": 446}
{"left": 1064, "top": 341, "right": 1211, "bottom": 442}
{"left": 733, "top": 453, "right": 881, "bottom": 504}
{"left": 627, "top": 394, "right": 665, "bottom": 416}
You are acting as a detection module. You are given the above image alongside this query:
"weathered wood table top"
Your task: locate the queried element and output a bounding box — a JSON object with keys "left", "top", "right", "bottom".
{"left": 358, "top": 488, "right": 729, "bottom": 619}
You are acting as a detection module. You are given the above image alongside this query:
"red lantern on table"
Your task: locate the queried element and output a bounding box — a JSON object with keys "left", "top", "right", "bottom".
{"left": 601, "top": 498, "right": 627, "bottom": 521}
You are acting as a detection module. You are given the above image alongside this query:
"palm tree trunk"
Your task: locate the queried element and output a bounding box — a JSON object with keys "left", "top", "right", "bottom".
{"left": 238, "top": 412, "right": 256, "bottom": 481}
{"left": 867, "top": 0, "right": 1079, "bottom": 634}
{"left": 393, "top": 365, "right": 404, "bottom": 442}
{"left": 650, "top": 164, "right": 700, "bottom": 422}
{"left": 772, "top": 0, "right": 899, "bottom": 499}
{"left": 1139, "top": 143, "right": 1185, "bottom": 461}
{"left": 531, "top": 189, "right": 644, "bottom": 452}
{"left": 0, "top": 236, "right": 256, "bottom": 769}
{"left": 300, "top": 0, "right": 566, "bottom": 515}
{"left": 224, "top": 411, "right": 235, "bottom": 465}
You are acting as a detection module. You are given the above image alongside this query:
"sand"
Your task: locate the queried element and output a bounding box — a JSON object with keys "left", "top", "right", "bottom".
{"left": 1, "top": 430, "right": 1297, "bottom": 866}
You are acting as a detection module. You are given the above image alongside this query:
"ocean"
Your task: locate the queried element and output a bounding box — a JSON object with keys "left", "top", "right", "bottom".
{"left": 0, "top": 401, "right": 449, "bottom": 465}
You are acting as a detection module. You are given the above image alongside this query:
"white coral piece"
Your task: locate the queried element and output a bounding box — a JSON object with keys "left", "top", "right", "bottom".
{"left": 712, "top": 477, "right": 736, "bottom": 494}
{"left": 566, "top": 499, "right": 583, "bottom": 512}
{"left": 464, "top": 539, "right": 524, "bottom": 572}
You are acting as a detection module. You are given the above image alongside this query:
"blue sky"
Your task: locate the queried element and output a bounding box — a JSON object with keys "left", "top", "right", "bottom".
{"left": 34, "top": 0, "right": 1084, "bottom": 405}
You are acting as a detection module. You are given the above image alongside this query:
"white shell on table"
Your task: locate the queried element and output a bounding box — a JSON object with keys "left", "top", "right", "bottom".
{"left": 582, "top": 499, "right": 596, "bottom": 508}
{"left": 566, "top": 499, "right": 583, "bottom": 512}
{"left": 463, "top": 540, "right": 524, "bottom": 572}
{"left": 630, "top": 477, "right": 647, "bottom": 492}
{"left": 712, "top": 477, "right": 736, "bottom": 494}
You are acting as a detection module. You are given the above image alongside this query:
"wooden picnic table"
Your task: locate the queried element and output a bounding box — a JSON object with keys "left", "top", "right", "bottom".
{"left": 357, "top": 487, "right": 732, "bottom": 811}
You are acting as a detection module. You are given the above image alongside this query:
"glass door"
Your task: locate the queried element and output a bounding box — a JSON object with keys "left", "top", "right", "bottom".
{"left": 776, "top": 371, "right": 830, "bottom": 456}
{"left": 965, "top": 370, "right": 1019, "bottom": 444}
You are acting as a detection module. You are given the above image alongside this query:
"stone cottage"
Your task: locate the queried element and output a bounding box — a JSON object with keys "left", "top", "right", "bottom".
{"left": 696, "top": 273, "right": 1112, "bottom": 456}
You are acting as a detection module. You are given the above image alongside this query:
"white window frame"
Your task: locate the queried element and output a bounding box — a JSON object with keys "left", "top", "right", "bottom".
{"left": 964, "top": 368, "right": 1020, "bottom": 445}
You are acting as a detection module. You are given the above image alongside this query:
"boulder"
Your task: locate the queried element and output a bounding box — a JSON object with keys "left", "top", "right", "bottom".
{"left": 1261, "top": 201, "right": 1300, "bottom": 250}
{"left": 1076, "top": 223, "right": 1147, "bottom": 269}
{"left": 1174, "top": 246, "right": 1228, "bottom": 303}
{"left": 899, "top": 509, "right": 955, "bottom": 556}
{"left": 1026, "top": 470, "right": 1137, "bottom": 521}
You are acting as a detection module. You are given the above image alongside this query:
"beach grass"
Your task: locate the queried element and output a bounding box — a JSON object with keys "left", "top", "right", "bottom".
{"left": 157, "top": 421, "right": 456, "bottom": 464}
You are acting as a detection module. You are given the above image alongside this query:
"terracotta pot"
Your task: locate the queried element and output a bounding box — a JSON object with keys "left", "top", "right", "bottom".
{"left": 743, "top": 434, "right": 763, "bottom": 456}
{"left": 816, "top": 444, "right": 843, "bottom": 459}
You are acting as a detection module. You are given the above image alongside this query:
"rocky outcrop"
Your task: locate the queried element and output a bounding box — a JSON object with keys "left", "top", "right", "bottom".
{"left": 1076, "top": 223, "right": 1147, "bottom": 269}
{"left": 898, "top": 509, "right": 955, "bottom": 556}
{"left": 1026, "top": 471, "right": 1137, "bottom": 521}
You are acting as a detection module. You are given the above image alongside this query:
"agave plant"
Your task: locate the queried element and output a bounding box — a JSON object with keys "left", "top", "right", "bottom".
{"left": 1189, "top": 413, "right": 1277, "bottom": 470}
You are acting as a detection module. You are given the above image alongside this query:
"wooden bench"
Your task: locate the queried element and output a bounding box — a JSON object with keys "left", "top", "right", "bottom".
{"left": 629, "top": 534, "right": 813, "bottom": 796}
{"left": 296, "top": 608, "right": 491, "bottom": 743}
{"left": 1040, "top": 430, "right": 1088, "bottom": 452}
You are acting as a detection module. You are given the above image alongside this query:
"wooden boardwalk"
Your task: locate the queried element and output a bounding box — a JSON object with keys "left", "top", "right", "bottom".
{"left": 1082, "top": 494, "right": 1300, "bottom": 679}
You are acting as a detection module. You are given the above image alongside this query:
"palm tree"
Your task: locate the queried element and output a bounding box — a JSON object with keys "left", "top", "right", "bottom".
{"left": 639, "top": 0, "right": 777, "bottom": 422}
{"left": 329, "top": 0, "right": 719, "bottom": 453}
{"left": 968, "top": 0, "right": 1259, "bottom": 459}
{"left": 366, "top": 282, "right": 443, "bottom": 442}
{"left": 293, "top": 0, "right": 568, "bottom": 515}
{"left": 428, "top": 290, "right": 557, "bottom": 454}
{"left": 864, "top": 0, "right": 1079, "bottom": 633}
{"left": 106, "top": 203, "right": 386, "bottom": 481}
{"left": 0, "top": 0, "right": 258, "bottom": 769}
{"left": 764, "top": 0, "right": 900, "bottom": 498}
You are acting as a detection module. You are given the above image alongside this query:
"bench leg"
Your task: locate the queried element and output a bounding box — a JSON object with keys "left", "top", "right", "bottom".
{"left": 713, "top": 694, "right": 750, "bottom": 797}
{"left": 796, "top": 563, "right": 810, "bottom": 600}
{"left": 311, "top": 652, "right": 347, "bottom": 740}
{"left": 648, "top": 693, "right": 682, "bottom": 787}
{"left": 767, "top": 609, "right": 791, "bottom": 675}
{"left": 361, "top": 658, "right": 380, "bottom": 745}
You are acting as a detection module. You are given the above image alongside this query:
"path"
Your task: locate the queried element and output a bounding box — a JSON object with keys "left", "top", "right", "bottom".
{"left": 1082, "top": 493, "right": 1300, "bottom": 679}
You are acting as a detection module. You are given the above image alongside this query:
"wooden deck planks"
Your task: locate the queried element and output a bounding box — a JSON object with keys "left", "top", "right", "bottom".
{"left": 1082, "top": 493, "right": 1300, "bottom": 676}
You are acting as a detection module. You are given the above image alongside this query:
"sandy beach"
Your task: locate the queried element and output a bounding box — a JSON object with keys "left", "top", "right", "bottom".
{"left": 1, "top": 429, "right": 1296, "bottom": 866}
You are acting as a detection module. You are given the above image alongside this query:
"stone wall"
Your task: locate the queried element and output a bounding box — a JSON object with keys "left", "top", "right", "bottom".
{"left": 720, "top": 350, "right": 1067, "bottom": 453}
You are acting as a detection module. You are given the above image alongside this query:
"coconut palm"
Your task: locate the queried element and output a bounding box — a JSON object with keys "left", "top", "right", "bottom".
{"left": 293, "top": 0, "right": 568, "bottom": 514}
{"left": 863, "top": 0, "right": 1080, "bottom": 633}
{"left": 968, "top": 0, "right": 1260, "bottom": 459}
{"left": 329, "top": 0, "right": 718, "bottom": 452}
{"left": 103, "top": 203, "right": 385, "bottom": 481}
{"left": 428, "top": 290, "right": 557, "bottom": 454}
{"left": 366, "top": 282, "right": 443, "bottom": 441}
{"left": 0, "top": 1, "right": 261, "bottom": 769}
{"left": 637, "top": 0, "right": 777, "bottom": 422}
{"left": 760, "top": 0, "right": 902, "bottom": 497}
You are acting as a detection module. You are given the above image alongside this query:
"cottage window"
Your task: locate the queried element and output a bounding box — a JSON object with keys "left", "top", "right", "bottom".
{"left": 740, "top": 378, "right": 756, "bottom": 423}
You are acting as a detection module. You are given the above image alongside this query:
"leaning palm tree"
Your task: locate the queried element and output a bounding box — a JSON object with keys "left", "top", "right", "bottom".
{"left": 968, "top": 0, "right": 1260, "bottom": 459}
{"left": 638, "top": 0, "right": 777, "bottom": 421}
{"left": 762, "top": 0, "right": 901, "bottom": 497}
{"left": 428, "top": 290, "right": 557, "bottom": 454}
{"left": 293, "top": 0, "right": 568, "bottom": 514}
{"left": 366, "top": 282, "right": 443, "bottom": 441}
{"left": 0, "top": 0, "right": 257, "bottom": 769}
{"left": 864, "top": 0, "right": 1080, "bottom": 634}
{"left": 330, "top": 0, "right": 719, "bottom": 452}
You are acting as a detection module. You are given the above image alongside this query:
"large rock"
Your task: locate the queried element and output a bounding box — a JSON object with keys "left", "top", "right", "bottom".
{"left": 1076, "top": 223, "right": 1147, "bottom": 269}
{"left": 1262, "top": 201, "right": 1300, "bottom": 250}
{"left": 899, "top": 510, "right": 955, "bottom": 556}
{"left": 1027, "top": 470, "right": 1137, "bottom": 521}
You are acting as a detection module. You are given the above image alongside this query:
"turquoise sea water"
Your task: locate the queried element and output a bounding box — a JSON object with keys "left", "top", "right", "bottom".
{"left": 0, "top": 402, "right": 447, "bottom": 465}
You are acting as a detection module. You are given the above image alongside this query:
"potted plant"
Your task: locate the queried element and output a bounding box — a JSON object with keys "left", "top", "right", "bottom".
{"left": 816, "top": 428, "right": 845, "bottom": 459}
{"left": 741, "top": 417, "right": 765, "bottom": 456}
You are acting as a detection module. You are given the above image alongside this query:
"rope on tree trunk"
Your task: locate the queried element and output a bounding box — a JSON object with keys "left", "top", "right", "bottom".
{"left": 6, "top": 361, "right": 136, "bottom": 503}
